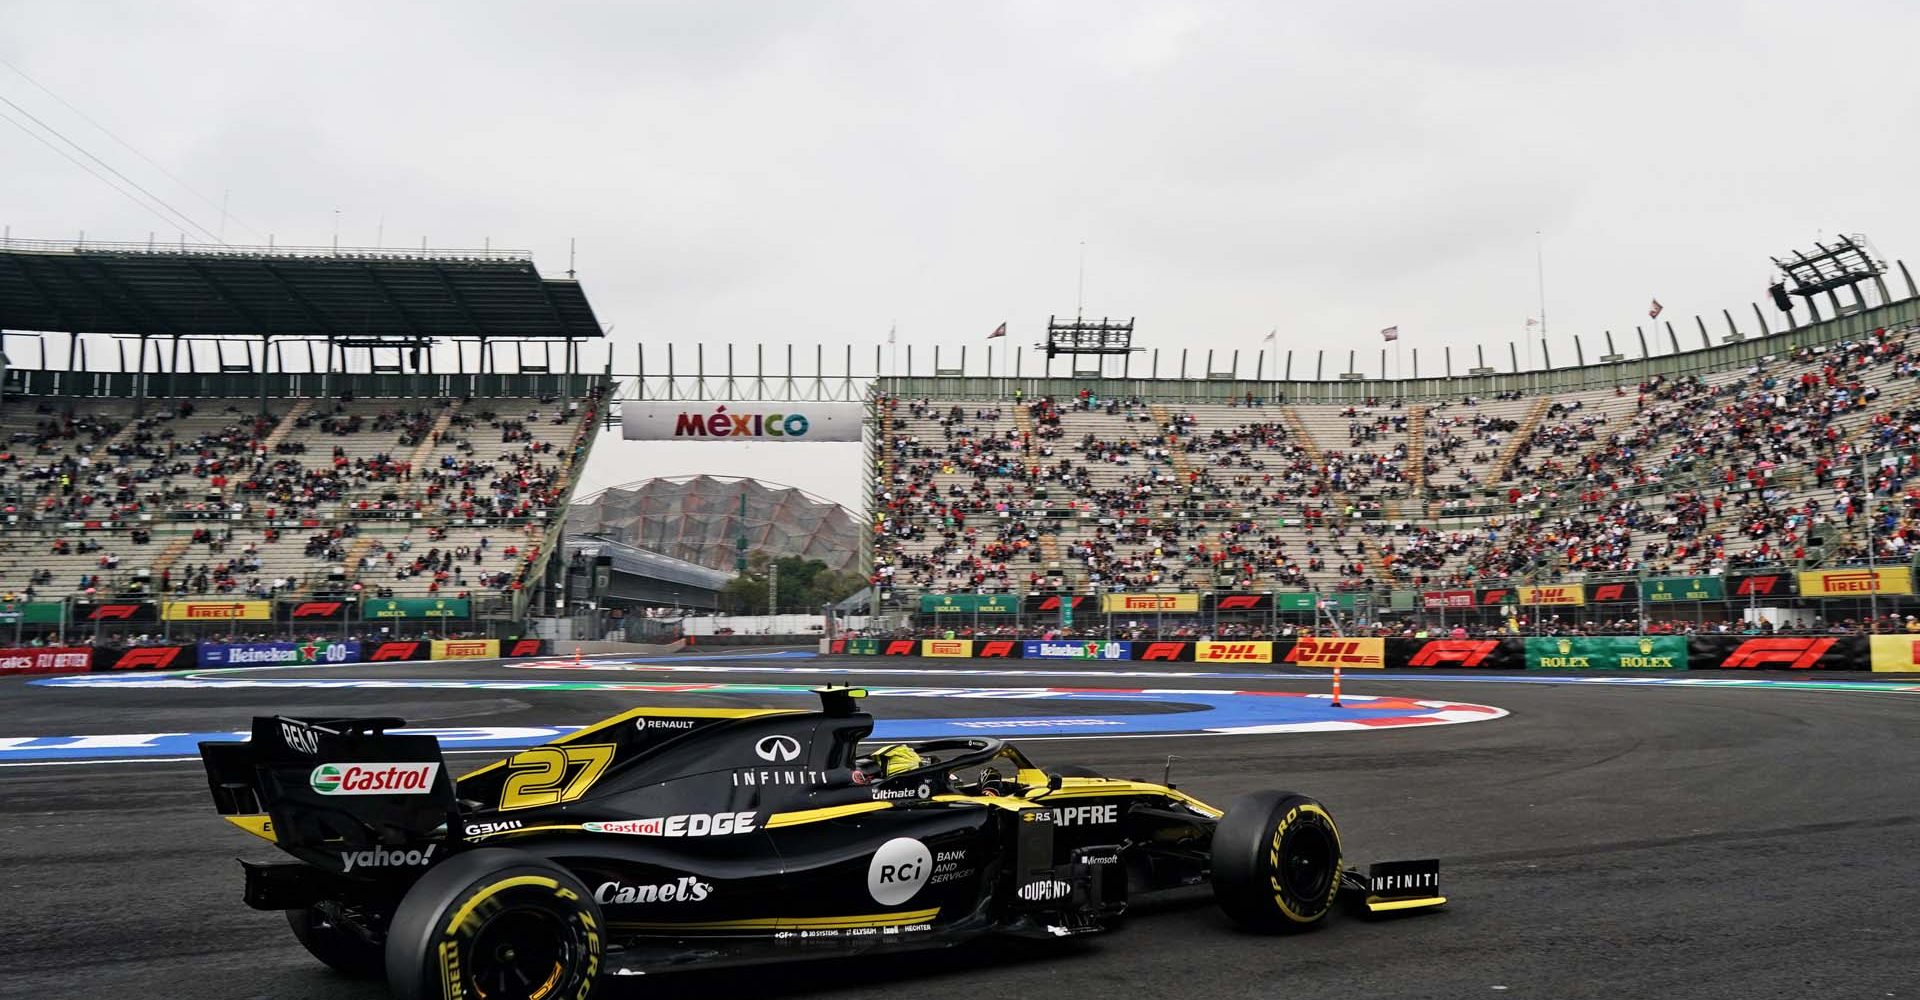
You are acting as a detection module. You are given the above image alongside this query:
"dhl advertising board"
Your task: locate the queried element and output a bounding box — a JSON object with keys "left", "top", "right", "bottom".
{"left": 1101, "top": 593, "right": 1202, "bottom": 613}
{"left": 1515, "top": 585, "right": 1585, "bottom": 606}
{"left": 1797, "top": 568, "right": 1914, "bottom": 597}
{"left": 1524, "top": 636, "right": 1686, "bottom": 670}
{"left": 921, "top": 639, "right": 974, "bottom": 658}
{"left": 1280, "top": 637, "right": 1386, "bottom": 668}
{"left": 430, "top": 639, "right": 500, "bottom": 660}
{"left": 1193, "top": 641, "right": 1273, "bottom": 663}
{"left": 161, "top": 600, "right": 272, "bottom": 622}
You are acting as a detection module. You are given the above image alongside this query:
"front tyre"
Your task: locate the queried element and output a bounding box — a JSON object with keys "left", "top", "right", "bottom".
{"left": 1210, "top": 791, "right": 1343, "bottom": 932}
{"left": 384, "top": 848, "right": 603, "bottom": 1000}
{"left": 287, "top": 903, "right": 384, "bottom": 979}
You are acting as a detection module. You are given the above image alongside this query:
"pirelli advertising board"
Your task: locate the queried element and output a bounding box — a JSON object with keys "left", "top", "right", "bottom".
{"left": 1516, "top": 585, "right": 1585, "bottom": 606}
{"left": 921, "top": 639, "right": 974, "bottom": 658}
{"left": 1866, "top": 636, "right": 1920, "bottom": 673}
{"left": 161, "top": 600, "right": 272, "bottom": 622}
{"left": 1525, "top": 636, "right": 1686, "bottom": 670}
{"left": 430, "top": 639, "right": 500, "bottom": 660}
{"left": 1101, "top": 593, "right": 1202, "bottom": 613}
{"left": 1797, "top": 568, "right": 1914, "bottom": 598}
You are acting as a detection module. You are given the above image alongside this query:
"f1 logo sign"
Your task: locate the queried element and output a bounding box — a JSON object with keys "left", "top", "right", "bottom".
{"left": 1408, "top": 640, "right": 1499, "bottom": 667}
{"left": 976, "top": 640, "right": 1017, "bottom": 658}
{"left": 882, "top": 640, "right": 917, "bottom": 656}
{"left": 1590, "top": 584, "right": 1629, "bottom": 602}
{"left": 87, "top": 604, "right": 142, "bottom": 621}
{"left": 1137, "top": 642, "right": 1189, "bottom": 661}
{"left": 503, "top": 640, "right": 542, "bottom": 657}
{"left": 1215, "top": 595, "right": 1264, "bottom": 611}
{"left": 1733, "top": 576, "right": 1779, "bottom": 596}
{"left": 113, "top": 646, "right": 182, "bottom": 669}
{"left": 1720, "top": 638, "right": 1835, "bottom": 669}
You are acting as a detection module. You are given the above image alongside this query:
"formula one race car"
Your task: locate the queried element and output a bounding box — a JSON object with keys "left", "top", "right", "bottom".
{"left": 199, "top": 688, "right": 1443, "bottom": 1000}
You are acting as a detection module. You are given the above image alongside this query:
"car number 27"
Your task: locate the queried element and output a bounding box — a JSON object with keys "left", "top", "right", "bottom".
{"left": 498, "top": 744, "right": 616, "bottom": 811}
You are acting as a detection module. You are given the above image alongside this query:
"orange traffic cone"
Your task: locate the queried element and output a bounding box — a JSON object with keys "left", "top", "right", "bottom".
{"left": 573, "top": 646, "right": 583, "bottom": 665}
{"left": 1331, "top": 663, "right": 1343, "bottom": 708}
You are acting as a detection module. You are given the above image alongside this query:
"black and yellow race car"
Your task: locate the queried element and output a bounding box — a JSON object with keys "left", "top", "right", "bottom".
{"left": 199, "top": 688, "right": 1443, "bottom": 1000}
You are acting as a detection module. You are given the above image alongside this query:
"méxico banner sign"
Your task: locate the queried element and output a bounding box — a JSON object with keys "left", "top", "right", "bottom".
{"left": 621, "top": 402, "right": 865, "bottom": 442}
{"left": 1525, "top": 636, "right": 1686, "bottom": 670}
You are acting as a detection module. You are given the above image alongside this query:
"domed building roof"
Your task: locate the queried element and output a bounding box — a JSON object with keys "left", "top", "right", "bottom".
{"left": 569, "top": 475, "right": 862, "bottom": 574}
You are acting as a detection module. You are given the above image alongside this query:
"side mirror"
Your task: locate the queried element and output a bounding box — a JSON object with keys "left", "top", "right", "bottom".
{"left": 1047, "top": 773, "right": 1063, "bottom": 791}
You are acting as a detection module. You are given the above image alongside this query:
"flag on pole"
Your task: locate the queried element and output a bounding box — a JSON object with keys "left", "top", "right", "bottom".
{"left": 888, "top": 323, "right": 897, "bottom": 344}
{"left": 987, "top": 322, "right": 1007, "bottom": 339}
{"left": 1262, "top": 329, "right": 1277, "bottom": 344}
{"left": 1648, "top": 299, "right": 1663, "bottom": 320}
{"left": 1525, "top": 317, "right": 1539, "bottom": 329}
{"left": 1380, "top": 326, "right": 1399, "bottom": 341}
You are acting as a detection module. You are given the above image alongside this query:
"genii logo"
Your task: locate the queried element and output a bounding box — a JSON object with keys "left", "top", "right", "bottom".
{"left": 309, "top": 762, "right": 440, "bottom": 795}
{"left": 113, "top": 646, "right": 184, "bottom": 670}
{"left": 1407, "top": 640, "right": 1500, "bottom": 667}
{"left": 1720, "top": 638, "right": 1836, "bottom": 669}
{"left": 976, "top": 640, "right": 1017, "bottom": 658}
{"left": 868, "top": 837, "right": 932, "bottom": 905}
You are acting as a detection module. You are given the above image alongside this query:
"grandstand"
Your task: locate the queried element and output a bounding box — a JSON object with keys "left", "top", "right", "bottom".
{"left": 861, "top": 285, "right": 1920, "bottom": 629}
{"left": 0, "top": 239, "right": 608, "bottom": 634}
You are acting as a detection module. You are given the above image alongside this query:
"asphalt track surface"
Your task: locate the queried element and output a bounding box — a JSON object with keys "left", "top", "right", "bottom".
{"left": 3, "top": 652, "right": 1917, "bottom": 1000}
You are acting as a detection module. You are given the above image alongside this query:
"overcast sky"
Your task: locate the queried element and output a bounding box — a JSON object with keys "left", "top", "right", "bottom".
{"left": 7, "top": 0, "right": 1920, "bottom": 511}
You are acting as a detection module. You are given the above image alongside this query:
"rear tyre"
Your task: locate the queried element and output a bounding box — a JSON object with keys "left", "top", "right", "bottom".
{"left": 384, "top": 848, "right": 604, "bottom": 1000}
{"left": 287, "top": 903, "right": 384, "bottom": 979}
{"left": 1210, "top": 791, "right": 1343, "bottom": 932}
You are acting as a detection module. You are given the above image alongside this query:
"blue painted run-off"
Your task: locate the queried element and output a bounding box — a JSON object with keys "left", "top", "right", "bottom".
{"left": 0, "top": 686, "right": 1499, "bottom": 762}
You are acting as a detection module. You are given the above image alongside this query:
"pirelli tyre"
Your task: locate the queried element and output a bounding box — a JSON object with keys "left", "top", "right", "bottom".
{"left": 1210, "top": 791, "right": 1344, "bottom": 932}
{"left": 384, "top": 848, "right": 603, "bottom": 1000}
{"left": 287, "top": 902, "right": 384, "bottom": 978}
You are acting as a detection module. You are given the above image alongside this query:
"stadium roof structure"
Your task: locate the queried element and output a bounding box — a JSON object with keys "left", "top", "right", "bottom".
{"left": 0, "top": 238, "right": 604, "bottom": 342}
{"left": 569, "top": 475, "right": 862, "bottom": 574}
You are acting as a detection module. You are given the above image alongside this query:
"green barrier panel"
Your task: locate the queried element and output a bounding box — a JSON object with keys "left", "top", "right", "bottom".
{"left": 364, "top": 598, "right": 472, "bottom": 620}
{"left": 1642, "top": 577, "right": 1725, "bottom": 602}
{"left": 1525, "top": 636, "right": 1687, "bottom": 669}
{"left": 918, "top": 594, "right": 1020, "bottom": 613}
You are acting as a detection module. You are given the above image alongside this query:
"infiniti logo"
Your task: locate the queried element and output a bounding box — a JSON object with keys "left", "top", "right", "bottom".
{"left": 755, "top": 734, "right": 802, "bottom": 762}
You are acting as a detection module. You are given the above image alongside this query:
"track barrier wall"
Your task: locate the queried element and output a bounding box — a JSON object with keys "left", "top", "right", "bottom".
{"left": 825, "top": 636, "right": 1897, "bottom": 671}
{"left": 0, "top": 639, "right": 553, "bottom": 676}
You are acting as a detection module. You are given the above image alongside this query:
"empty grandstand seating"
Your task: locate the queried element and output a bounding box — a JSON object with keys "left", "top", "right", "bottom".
{"left": 869, "top": 325, "right": 1920, "bottom": 599}
{"left": 0, "top": 389, "right": 603, "bottom": 605}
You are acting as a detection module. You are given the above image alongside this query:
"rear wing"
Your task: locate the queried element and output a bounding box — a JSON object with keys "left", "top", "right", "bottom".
{"left": 200, "top": 716, "right": 458, "bottom": 868}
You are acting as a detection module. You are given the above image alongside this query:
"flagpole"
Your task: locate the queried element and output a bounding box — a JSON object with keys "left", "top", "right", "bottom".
{"left": 1535, "top": 230, "right": 1548, "bottom": 341}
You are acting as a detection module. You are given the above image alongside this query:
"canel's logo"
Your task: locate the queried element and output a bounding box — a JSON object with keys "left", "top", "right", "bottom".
{"left": 754, "top": 735, "right": 801, "bottom": 762}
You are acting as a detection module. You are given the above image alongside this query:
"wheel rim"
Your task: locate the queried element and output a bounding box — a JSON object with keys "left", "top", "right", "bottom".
{"left": 1280, "top": 820, "right": 1335, "bottom": 901}
{"left": 467, "top": 907, "right": 574, "bottom": 1000}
